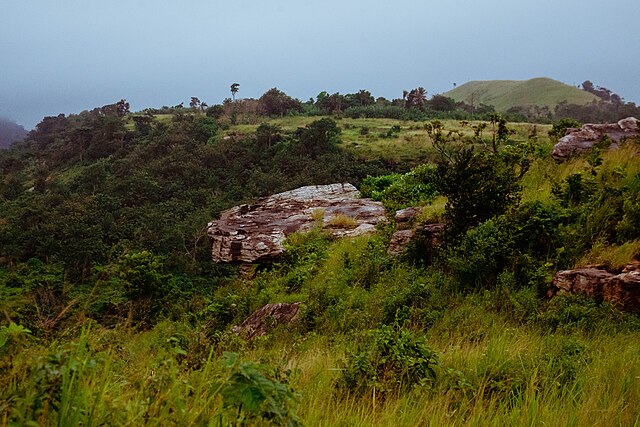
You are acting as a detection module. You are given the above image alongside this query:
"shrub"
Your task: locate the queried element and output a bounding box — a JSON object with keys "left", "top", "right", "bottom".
{"left": 359, "top": 164, "right": 439, "bottom": 211}
{"left": 548, "top": 118, "right": 581, "bottom": 139}
{"left": 339, "top": 325, "right": 438, "bottom": 396}
{"left": 216, "top": 352, "right": 301, "bottom": 426}
{"left": 446, "top": 216, "right": 515, "bottom": 288}
{"left": 325, "top": 214, "right": 358, "bottom": 229}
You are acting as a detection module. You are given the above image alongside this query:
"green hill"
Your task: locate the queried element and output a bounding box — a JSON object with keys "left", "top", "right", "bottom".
{"left": 444, "top": 77, "right": 600, "bottom": 112}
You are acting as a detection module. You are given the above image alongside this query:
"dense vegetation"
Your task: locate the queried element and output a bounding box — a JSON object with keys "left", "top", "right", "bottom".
{"left": 1, "top": 101, "right": 640, "bottom": 425}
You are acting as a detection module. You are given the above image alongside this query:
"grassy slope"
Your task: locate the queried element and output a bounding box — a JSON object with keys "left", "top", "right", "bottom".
{"left": 444, "top": 77, "right": 600, "bottom": 112}
{"left": 4, "top": 116, "right": 640, "bottom": 426}
{"left": 227, "top": 117, "right": 552, "bottom": 165}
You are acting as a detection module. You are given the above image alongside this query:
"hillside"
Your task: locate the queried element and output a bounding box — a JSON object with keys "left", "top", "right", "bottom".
{"left": 444, "top": 77, "right": 600, "bottom": 112}
{"left": 0, "top": 117, "right": 28, "bottom": 149}
{"left": 2, "top": 109, "right": 640, "bottom": 425}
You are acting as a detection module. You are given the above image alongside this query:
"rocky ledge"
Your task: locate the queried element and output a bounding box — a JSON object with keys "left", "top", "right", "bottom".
{"left": 207, "top": 183, "right": 386, "bottom": 263}
{"left": 549, "top": 262, "right": 640, "bottom": 313}
{"left": 550, "top": 117, "right": 639, "bottom": 162}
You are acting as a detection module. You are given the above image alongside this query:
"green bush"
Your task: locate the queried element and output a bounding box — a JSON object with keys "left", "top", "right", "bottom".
{"left": 359, "top": 164, "right": 438, "bottom": 211}
{"left": 446, "top": 216, "right": 515, "bottom": 288}
{"left": 339, "top": 325, "right": 438, "bottom": 396}
{"left": 548, "top": 118, "right": 581, "bottom": 139}
{"left": 216, "top": 352, "right": 301, "bottom": 426}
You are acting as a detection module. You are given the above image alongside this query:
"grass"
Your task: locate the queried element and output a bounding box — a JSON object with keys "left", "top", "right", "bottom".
{"left": 444, "top": 77, "right": 600, "bottom": 112}
{"left": 4, "top": 113, "right": 640, "bottom": 425}
{"left": 4, "top": 292, "right": 639, "bottom": 426}
{"left": 221, "top": 117, "right": 552, "bottom": 166}
{"left": 325, "top": 213, "right": 358, "bottom": 229}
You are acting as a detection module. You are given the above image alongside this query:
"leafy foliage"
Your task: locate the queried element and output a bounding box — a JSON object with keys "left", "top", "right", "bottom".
{"left": 340, "top": 325, "right": 438, "bottom": 396}
{"left": 359, "top": 163, "right": 439, "bottom": 211}
{"left": 216, "top": 352, "right": 301, "bottom": 426}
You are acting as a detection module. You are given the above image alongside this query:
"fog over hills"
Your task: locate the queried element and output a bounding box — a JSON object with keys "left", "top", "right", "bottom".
{"left": 0, "top": 117, "right": 28, "bottom": 149}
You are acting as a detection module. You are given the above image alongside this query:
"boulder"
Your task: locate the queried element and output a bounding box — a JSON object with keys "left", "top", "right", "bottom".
{"left": 550, "top": 268, "right": 614, "bottom": 302}
{"left": 387, "top": 222, "right": 444, "bottom": 256}
{"left": 550, "top": 263, "right": 640, "bottom": 312}
{"left": 550, "top": 117, "right": 639, "bottom": 162}
{"left": 603, "top": 271, "right": 640, "bottom": 313}
{"left": 233, "top": 302, "right": 302, "bottom": 339}
{"left": 395, "top": 207, "right": 423, "bottom": 223}
{"left": 207, "top": 183, "right": 387, "bottom": 263}
{"left": 388, "top": 229, "right": 416, "bottom": 255}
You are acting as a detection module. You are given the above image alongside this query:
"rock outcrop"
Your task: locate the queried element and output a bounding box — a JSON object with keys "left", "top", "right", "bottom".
{"left": 550, "top": 117, "right": 639, "bottom": 162}
{"left": 550, "top": 262, "right": 640, "bottom": 313}
{"left": 388, "top": 221, "right": 444, "bottom": 256}
{"left": 233, "top": 302, "right": 302, "bottom": 339}
{"left": 207, "top": 183, "right": 386, "bottom": 263}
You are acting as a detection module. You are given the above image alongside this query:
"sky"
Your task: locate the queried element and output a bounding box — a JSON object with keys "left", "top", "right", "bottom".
{"left": 1, "top": 0, "right": 639, "bottom": 129}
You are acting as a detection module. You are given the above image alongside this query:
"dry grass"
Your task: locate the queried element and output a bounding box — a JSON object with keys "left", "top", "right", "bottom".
{"left": 325, "top": 213, "right": 358, "bottom": 229}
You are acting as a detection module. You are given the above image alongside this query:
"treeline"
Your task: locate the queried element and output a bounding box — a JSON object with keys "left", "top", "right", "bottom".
{"left": 166, "top": 82, "right": 640, "bottom": 126}
{"left": 507, "top": 80, "right": 640, "bottom": 123}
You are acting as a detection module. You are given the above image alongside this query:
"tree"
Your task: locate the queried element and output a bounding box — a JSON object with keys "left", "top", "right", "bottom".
{"left": 189, "top": 97, "right": 201, "bottom": 110}
{"left": 406, "top": 87, "right": 427, "bottom": 109}
{"left": 116, "top": 99, "right": 130, "bottom": 117}
{"left": 295, "top": 118, "right": 341, "bottom": 158}
{"left": 258, "top": 88, "right": 302, "bottom": 116}
{"left": 230, "top": 83, "right": 240, "bottom": 101}
{"left": 316, "top": 92, "right": 345, "bottom": 115}
{"left": 256, "top": 123, "right": 283, "bottom": 148}
{"left": 427, "top": 95, "right": 456, "bottom": 112}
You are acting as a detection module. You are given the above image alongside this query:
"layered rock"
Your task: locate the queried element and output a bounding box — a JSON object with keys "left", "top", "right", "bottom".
{"left": 550, "top": 263, "right": 640, "bottom": 313}
{"left": 388, "top": 220, "right": 444, "bottom": 256}
{"left": 550, "top": 117, "right": 639, "bottom": 162}
{"left": 233, "top": 302, "right": 302, "bottom": 339}
{"left": 207, "top": 183, "right": 386, "bottom": 263}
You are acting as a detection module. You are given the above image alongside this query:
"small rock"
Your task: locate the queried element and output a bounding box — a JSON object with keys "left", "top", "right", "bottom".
{"left": 388, "top": 229, "right": 416, "bottom": 255}
{"left": 233, "top": 302, "right": 302, "bottom": 339}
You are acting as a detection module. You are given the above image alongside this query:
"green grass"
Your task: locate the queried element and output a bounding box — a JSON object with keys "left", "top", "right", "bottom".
{"left": 223, "top": 117, "right": 552, "bottom": 165}
{"left": 5, "top": 110, "right": 640, "bottom": 425}
{"left": 3, "top": 288, "right": 639, "bottom": 426}
{"left": 444, "top": 77, "right": 600, "bottom": 112}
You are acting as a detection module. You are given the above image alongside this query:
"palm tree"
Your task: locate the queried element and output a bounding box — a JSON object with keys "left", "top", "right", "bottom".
{"left": 407, "top": 87, "right": 427, "bottom": 109}
{"left": 230, "top": 83, "right": 240, "bottom": 101}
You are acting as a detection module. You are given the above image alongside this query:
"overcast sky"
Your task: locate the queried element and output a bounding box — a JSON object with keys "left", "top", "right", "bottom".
{"left": 2, "top": 0, "right": 639, "bottom": 129}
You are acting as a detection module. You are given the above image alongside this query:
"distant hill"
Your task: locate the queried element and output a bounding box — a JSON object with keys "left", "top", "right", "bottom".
{"left": 0, "top": 117, "right": 28, "bottom": 149}
{"left": 444, "top": 77, "right": 600, "bottom": 113}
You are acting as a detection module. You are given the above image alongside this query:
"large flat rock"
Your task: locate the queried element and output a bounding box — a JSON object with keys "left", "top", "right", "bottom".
{"left": 207, "top": 183, "right": 386, "bottom": 263}
{"left": 551, "top": 117, "right": 639, "bottom": 162}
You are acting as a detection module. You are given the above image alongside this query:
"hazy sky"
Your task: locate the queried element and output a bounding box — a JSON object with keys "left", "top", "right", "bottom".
{"left": 2, "top": 0, "right": 639, "bottom": 129}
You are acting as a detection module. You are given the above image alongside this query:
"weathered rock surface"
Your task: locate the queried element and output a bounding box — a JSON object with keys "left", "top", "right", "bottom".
{"left": 233, "top": 302, "right": 301, "bottom": 339}
{"left": 207, "top": 183, "right": 386, "bottom": 263}
{"left": 388, "top": 222, "right": 444, "bottom": 256}
{"left": 388, "top": 230, "right": 416, "bottom": 255}
{"left": 550, "top": 263, "right": 640, "bottom": 312}
{"left": 551, "top": 117, "right": 639, "bottom": 162}
{"left": 395, "top": 207, "right": 423, "bottom": 223}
